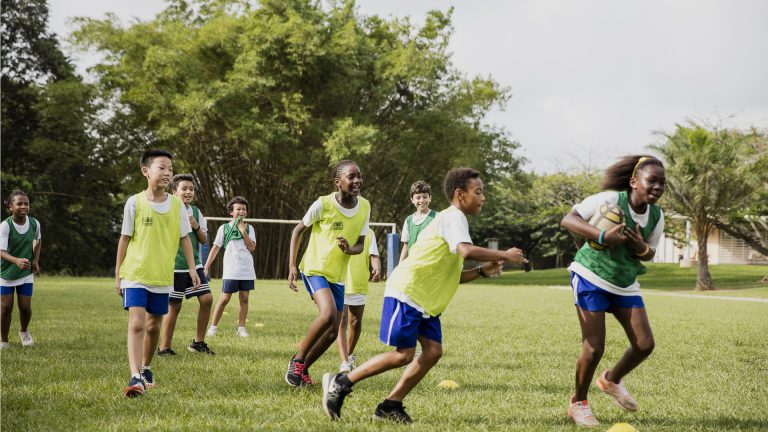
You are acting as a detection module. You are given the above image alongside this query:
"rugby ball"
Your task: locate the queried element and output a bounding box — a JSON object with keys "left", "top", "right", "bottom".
{"left": 587, "top": 203, "right": 624, "bottom": 250}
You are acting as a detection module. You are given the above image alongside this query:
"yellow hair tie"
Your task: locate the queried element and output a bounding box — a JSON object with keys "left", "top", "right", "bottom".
{"left": 631, "top": 156, "right": 651, "bottom": 178}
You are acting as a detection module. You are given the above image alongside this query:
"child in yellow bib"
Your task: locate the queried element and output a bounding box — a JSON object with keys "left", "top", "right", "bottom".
{"left": 114, "top": 150, "right": 200, "bottom": 398}
{"left": 285, "top": 160, "right": 370, "bottom": 387}
{"left": 336, "top": 230, "right": 381, "bottom": 373}
{"left": 321, "top": 168, "right": 528, "bottom": 424}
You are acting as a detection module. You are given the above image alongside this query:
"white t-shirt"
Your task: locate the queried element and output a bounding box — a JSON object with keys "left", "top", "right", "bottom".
{"left": 302, "top": 195, "right": 370, "bottom": 236}
{"left": 0, "top": 217, "right": 42, "bottom": 286}
{"left": 175, "top": 204, "right": 208, "bottom": 272}
{"left": 119, "top": 194, "right": 192, "bottom": 293}
{"left": 213, "top": 222, "right": 257, "bottom": 280}
{"left": 385, "top": 206, "right": 473, "bottom": 316}
{"left": 400, "top": 210, "right": 433, "bottom": 243}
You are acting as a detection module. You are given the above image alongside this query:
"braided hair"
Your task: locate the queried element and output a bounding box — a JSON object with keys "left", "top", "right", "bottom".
{"left": 4, "top": 190, "right": 29, "bottom": 209}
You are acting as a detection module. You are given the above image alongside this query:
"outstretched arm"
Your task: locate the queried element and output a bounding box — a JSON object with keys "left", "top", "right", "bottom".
{"left": 456, "top": 243, "right": 528, "bottom": 284}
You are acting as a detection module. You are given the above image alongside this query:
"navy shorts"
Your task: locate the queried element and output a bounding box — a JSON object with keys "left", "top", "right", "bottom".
{"left": 301, "top": 274, "right": 344, "bottom": 312}
{"left": 171, "top": 268, "right": 211, "bottom": 303}
{"left": 123, "top": 287, "right": 170, "bottom": 315}
{"left": 1, "top": 283, "right": 33, "bottom": 296}
{"left": 379, "top": 297, "right": 442, "bottom": 349}
{"left": 570, "top": 272, "right": 644, "bottom": 312}
{"left": 222, "top": 279, "right": 254, "bottom": 294}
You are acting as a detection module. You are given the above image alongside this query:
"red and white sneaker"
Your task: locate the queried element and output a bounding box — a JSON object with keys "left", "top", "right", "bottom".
{"left": 568, "top": 399, "right": 600, "bottom": 427}
{"left": 596, "top": 369, "right": 638, "bottom": 412}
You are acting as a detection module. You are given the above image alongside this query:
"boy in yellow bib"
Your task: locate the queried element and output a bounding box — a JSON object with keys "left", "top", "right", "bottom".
{"left": 322, "top": 168, "right": 528, "bottom": 423}
{"left": 286, "top": 160, "right": 370, "bottom": 387}
{"left": 115, "top": 150, "right": 200, "bottom": 397}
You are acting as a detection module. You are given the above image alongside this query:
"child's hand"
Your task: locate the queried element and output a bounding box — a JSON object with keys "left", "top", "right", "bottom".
{"left": 204, "top": 267, "right": 211, "bottom": 280}
{"left": 336, "top": 237, "right": 351, "bottom": 253}
{"left": 189, "top": 269, "right": 201, "bottom": 290}
{"left": 482, "top": 260, "right": 504, "bottom": 277}
{"left": 288, "top": 266, "right": 299, "bottom": 292}
{"left": 32, "top": 261, "right": 40, "bottom": 273}
{"left": 115, "top": 277, "right": 123, "bottom": 297}
{"left": 602, "top": 224, "right": 627, "bottom": 247}
{"left": 370, "top": 267, "right": 381, "bottom": 282}
{"left": 189, "top": 215, "right": 199, "bottom": 231}
{"left": 237, "top": 217, "right": 247, "bottom": 234}
{"left": 503, "top": 248, "right": 528, "bottom": 264}
{"left": 623, "top": 224, "right": 646, "bottom": 251}
{"left": 15, "top": 257, "right": 31, "bottom": 270}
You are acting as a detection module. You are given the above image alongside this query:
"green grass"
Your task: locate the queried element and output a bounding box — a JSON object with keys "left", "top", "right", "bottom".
{"left": 498, "top": 263, "right": 768, "bottom": 294}
{"left": 2, "top": 276, "right": 767, "bottom": 431}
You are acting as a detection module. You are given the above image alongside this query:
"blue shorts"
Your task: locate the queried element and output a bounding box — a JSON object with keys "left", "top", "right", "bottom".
{"left": 570, "top": 272, "right": 644, "bottom": 312}
{"left": 379, "top": 297, "right": 442, "bottom": 349}
{"left": 1, "top": 283, "right": 33, "bottom": 296}
{"left": 301, "top": 274, "right": 344, "bottom": 312}
{"left": 123, "top": 288, "right": 170, "bottom": 315}
{"left": 222, "top": 279, "right": 254, "bottom": 294}
{"left": 171, "top": 268, "right": 212, "bottom": 302}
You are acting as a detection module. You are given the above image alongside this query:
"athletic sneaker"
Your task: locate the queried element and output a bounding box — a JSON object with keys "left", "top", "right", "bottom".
{"left": 339, "top": 360, "right": 352, "bottom": 373}
{"left": 347, "top": 354, "right": 357, "bottom": 369}
{"left": 567, "top": 399, "right": 599, "bottom": 427}
{"left": 236, "top": 327, "right": 249, "bottom": 337}
{"left": 156, "top": 348, "right": 177, "bottom": 356}
{"left": 322, "top": 373, "right": 353, "bottom": 420}
{"left": 19, "top": 331, "right": 34, "bottom": 347}
{"left": 373, "top": 402, "right": 412, "bottom": 424}
{"left": 140, "top": 367, "right": 156, "bottom": 388}
{"left": 285, "top": 356, "right": 306, "bottom": 387}
{"left": 596, "top": 369, "right": 638, "bottom": 412}
{"left": 0, "top": 342, "right": 10, "bottom": 350}
{"left": 302, "top": 367, "right": 316, "bottom": 386}
{"left": 206, "top": 326, "right": 217, "bottom": 337}
{"left": 124, "top": 377, "right": 145, "bottom": 398}
{"left": 188, "top": 340, "right": 215, "bottom": 355}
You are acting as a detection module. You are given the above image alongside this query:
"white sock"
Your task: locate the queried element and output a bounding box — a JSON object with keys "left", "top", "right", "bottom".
{"left": 237, "top": 326, "right": 246, "bottom": 331}
{"left": 132, "top": 373, "right": 141, "bottom": 379}
{"left": 209, "top": 325, "right": 217, "bottom": 330}
{"left": 141, "top": 365, "right": 150, "bottom": 371}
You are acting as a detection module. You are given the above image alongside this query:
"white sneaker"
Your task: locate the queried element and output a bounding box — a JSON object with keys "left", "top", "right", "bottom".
{"left": 19, "top": 331, "right": 34, "bottom": 347}
{"left": 596, "top": 369, "right": 638, "bottom": 412}
{"left": 207, "top": 326, "right": 217, "bottom": 337}
{"left": 236, "top": 327, "right": 249, "bottom": 337}
{"left": 347, "top": 354, "right": 357, "bottom": 369}
{"left": 339, "top": 361, "right": 352, "bottom": 373}
{"left": 0, "top": 342, "right": 10, "bottom": 350}
{"left": 567, "top": 399, "right": 600, "bottom": 427}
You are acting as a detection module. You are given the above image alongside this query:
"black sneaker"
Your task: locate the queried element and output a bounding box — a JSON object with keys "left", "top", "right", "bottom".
{"left": 285, "top": 355, "right": 306, "bottom": 387}
{"left": 157, "top": 348, "right": 177, "bottom": 356}
{"left": 188, "top": 340, "right": 215, "bottom": 355}
{"left": 140, "top": 367, "right": 155, "bottom": 388}
{"left": 374, "top": 402, "right": 413, "bottom": 424}
{"left": 124, "top": 376, "right": 145, "bottom": 398}
{"left": 322, "top": 373, "right": 353, "bottom": 420}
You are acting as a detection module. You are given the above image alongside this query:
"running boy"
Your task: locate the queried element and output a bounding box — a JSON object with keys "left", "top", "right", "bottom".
{"left": 399, "top": 181, "right": 436, "bottom": 262}
{"left": 204, "top": 196, "right": 256, "bottom": 338}
{"left": 560, "top": 155, "right": 665, "bottom": 427}
{"left": 115, "top": 150, "right": 200, "bottom": 397}
{"left": 322, "top": 168, "right": 527, "bottom": 423}
{"left": 157, "top": 174, "right": 215, "bottom": 356}
{"left": 337, "top": 230, "right": 381, "bottom": 373}
{"left": 1, "top": 190, "right": 42, "bottom": 349}
{"left": 286, "top": 160, "right": 370, "bottom": 387}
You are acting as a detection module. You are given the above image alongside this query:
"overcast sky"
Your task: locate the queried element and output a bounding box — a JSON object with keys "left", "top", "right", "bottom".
{"left": 49, "top": 0, "right": 768, "bottom": 173}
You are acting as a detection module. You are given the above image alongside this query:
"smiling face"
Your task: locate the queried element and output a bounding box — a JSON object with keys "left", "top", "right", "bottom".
{"left": 8, "top": 194, "right": 30, "bottom": 220}
{"left": 174, "top": 180, "right": 195, "bottom": 205}
{"left": 230, "top": 203, "right": 248, "bottom": 219}
{"left": 142, "top": 156, "right": 173, "bottom": 190}
{"left": 334, "top": 164, "right": 363, "bottom": 197}
{"left": 411, "top": 192, "right": 432, "bottom": 213}
{"left": 455, "top": 177, "right": 486, "bottom": 215}
{"left": 630, "top": 164, "right": 666, "bottom": 205}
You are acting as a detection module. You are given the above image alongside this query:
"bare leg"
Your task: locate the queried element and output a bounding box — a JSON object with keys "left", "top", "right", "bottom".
{"left": 1, "top": 294, "right": 14, "bottom": 342}
{"left": 347, "top": 347, "right": 416, "bottom": 384}
{"left": 143, "top": 313, "right": 163, "bottom": 367}
{"left": 574, "top": 307, "right": 606, "bottom": 401}
{"left": 210, "top": 292, "right": 232, "bottom": 326}
{"left": 337, "top": 305, "right": 350, "bottom": 362}
{"left": 346, "top": 304, "right": 365, "bottom": 355}
{"left": 159, "top": 302, "right": 182, "bottom": 350}
{"left": 238, "top": 290, "right": 249, "bottom": 327}
{"left": 17, "top": 294, "right": 32, "bottom": 332}
{"left": 127, "top": 307, "right": 147, "bottom": 375}
{"left": 606, "top": 307, "right": 655, "bottom": 382}
{"left": 296, "top": 289, "right": 337, "bottom": 365}
{"left": 386, "top": 337, "right": 442, "bottom": 401}
{"left": 196, "top": 293, "right": 213, "bottom": 341}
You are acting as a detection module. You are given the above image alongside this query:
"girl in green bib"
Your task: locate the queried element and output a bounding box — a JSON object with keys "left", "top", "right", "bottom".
{"left": 560, "top": 155, "right": 666, "bottom": 427}
{"left": 1, "top": 190, "right": 42, "bottom": 350}
{"left": 286, "top": 160, "right": 370, "bottom": 387}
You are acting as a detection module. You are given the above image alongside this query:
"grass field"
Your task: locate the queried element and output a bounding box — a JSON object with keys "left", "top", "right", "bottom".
{"left": 2, "top": 275, "right": 767, "bottom": 431}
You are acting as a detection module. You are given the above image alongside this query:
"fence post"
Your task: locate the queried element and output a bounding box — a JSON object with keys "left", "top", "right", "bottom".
{"left": 387, "top": 232, "right": 400, "bottom": 277}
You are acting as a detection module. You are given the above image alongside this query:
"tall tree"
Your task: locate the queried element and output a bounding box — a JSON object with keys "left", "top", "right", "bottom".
{"left": 72, "top": 0, "right": 523, "bottom": 278}
{"left": 652, "top": 122, "right": 768, "bottom": 290}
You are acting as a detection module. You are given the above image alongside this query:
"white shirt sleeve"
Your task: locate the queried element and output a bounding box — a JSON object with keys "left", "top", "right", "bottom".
{"left": 369, "top": 231, "right": 379, "bottom": 256}
{"left": 359, "top": 210, "right": 369, "bottom": 237}
{"left": 400, "top": 221, "right": 410, "bottom": 243}
{"left": 120, "top": 196, "right": 137, "bottom": 236}
{"left": 179, "top": 204, "right": 192, "bottom": 238}
{"left": 439, "top": 209, "right": 473, "bottom": 254}
{"left": 35, "top": 221, "right": 41, "bottom": 241}
{"left": 197, "top": 210, "right": 208, "bottom": 233}
{"left": 213, "top": 225, "right": 225, "bottom": 247}
{"left": 301, "top": 198, "right": 323, "bottom": 226}
{"left": 573, "top": 191, "right": 620, "bottom": 220}
{"left": 647, "top": 210, "right": 665, "bottom": 249}
{"left": 0, "top": 222, "right": 9, "bottom": 251}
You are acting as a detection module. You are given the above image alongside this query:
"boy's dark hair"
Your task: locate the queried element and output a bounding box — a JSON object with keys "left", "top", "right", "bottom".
{"left": 443, "top": 168, "right": 481, "bottom": 201}
{"left": 332, "top": 160, "right": 358, "bottom": 182}
{"left": 602, "top": 155, "right": 665, "bottom": 191}
{"left": 4, "top": 190, "right": 29, "bottom": 208}
{"left": 140, "top": 149, "right": 173, "bottom": 168}
{"left": 227, "top": 196, "right": 248, "bottom": 213}
{"left": 410, "top": 181, "right": 431, "bottom": 197}
{"left": 171, "top": 174, "right": 195, "bottom": 191}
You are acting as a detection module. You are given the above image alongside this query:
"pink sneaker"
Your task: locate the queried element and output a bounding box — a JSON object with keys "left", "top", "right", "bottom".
{"left": 568, "top": 398, "right": 600, "bottom": 427}
{"left": 596, "top": 369, "right": 638, "bottom": 412}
